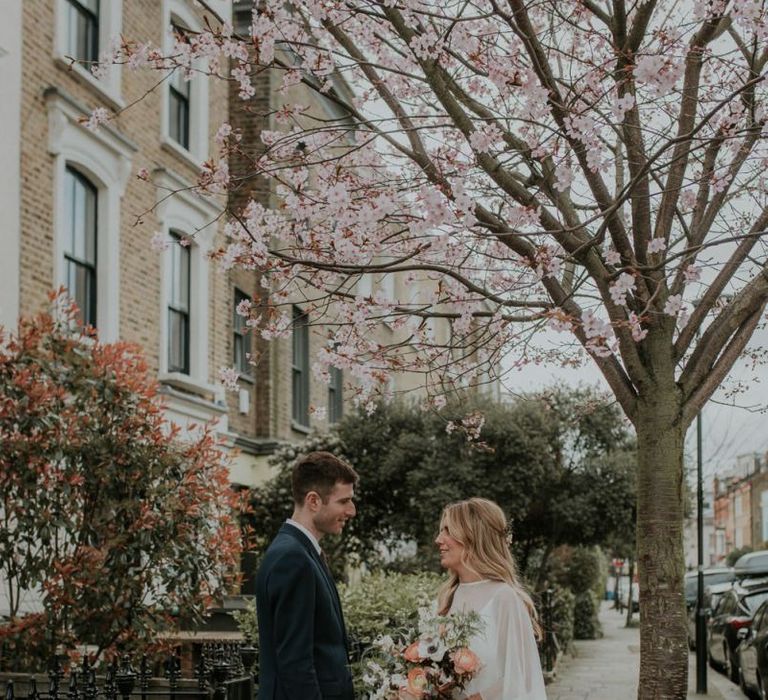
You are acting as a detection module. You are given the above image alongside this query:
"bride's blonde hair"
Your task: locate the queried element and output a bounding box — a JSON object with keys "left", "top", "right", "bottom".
{"left": 436, "top": 497, "right": 542, "bottom": 640}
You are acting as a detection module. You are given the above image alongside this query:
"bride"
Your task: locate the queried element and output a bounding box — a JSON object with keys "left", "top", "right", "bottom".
{"left": 435, "top": 498, "right": 547, "bottom": 700}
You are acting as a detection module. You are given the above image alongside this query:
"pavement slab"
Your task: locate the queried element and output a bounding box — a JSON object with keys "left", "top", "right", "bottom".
{"left": 546, "top": 602, "right": 745, "bottom": 699}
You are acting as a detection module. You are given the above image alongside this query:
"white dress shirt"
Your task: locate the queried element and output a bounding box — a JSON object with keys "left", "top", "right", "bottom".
{"left": 286, "top": 518, "right": 322, "bottom": 555}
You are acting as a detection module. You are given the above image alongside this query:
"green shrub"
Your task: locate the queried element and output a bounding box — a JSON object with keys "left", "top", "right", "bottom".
{"left": 573, "top": 591, "right": 602, "bottom": 640}
{"left": 560, "top": 547, "right": 605, "bottom": 595}
{"left": 540, "top": 584, "right": 575, "bottom": 654}
{"left": 339, "top": 571, "right": 443, "bottom": 646}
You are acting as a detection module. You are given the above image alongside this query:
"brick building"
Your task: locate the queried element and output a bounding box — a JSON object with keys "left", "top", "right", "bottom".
{"left": 0, "top": 0, "right": 483, "bottom": 614}
{"left": 1, "top": 0, "right": 401, "bottom": 492}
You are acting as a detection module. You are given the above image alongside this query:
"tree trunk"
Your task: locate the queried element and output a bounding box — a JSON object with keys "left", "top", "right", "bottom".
{"left": 636, "top": 384, "right": 687, "bottom": 699}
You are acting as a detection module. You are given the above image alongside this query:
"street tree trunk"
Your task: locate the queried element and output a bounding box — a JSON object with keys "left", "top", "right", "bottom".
{"left": 636, "top": 382, "right": 687, "bottom": 699}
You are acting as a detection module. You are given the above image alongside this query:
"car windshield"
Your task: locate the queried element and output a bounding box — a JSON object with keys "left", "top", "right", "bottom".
{"left": 743, "top": 591, "right": 768, "bottom": 614}
{"left": 686, "top": 572, "right": 734, "bottom": 602}
{"left": 705, "top": 571, "right": 734, "bottom": 586}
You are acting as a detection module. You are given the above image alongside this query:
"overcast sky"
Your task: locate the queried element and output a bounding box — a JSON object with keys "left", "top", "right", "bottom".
{"left": 501, "top": 324, "right": 768, "bottom": 482}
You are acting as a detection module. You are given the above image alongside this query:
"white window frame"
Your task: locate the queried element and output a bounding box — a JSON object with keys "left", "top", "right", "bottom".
{"left": 0, "top": 1, "right": 23, "bottom": 331}
{"left": 155, "top": 167, "right": 219, "bottom": 396}
{"left": 47, "top": 87, "right": 135, "bottom": 343}
{"left": 161, "top": 0, "right": 210, "bottom": 166}
{"left": 53, "top": 0, "right": 124, "bottom": 109}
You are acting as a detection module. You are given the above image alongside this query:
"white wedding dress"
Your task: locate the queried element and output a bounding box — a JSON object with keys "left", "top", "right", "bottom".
{"left": 449, "top": 580, "right": 547, "bottom": 700}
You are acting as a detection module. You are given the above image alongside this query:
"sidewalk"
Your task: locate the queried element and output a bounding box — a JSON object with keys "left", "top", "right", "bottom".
{"left": 546, "top": 602, "right": 743, "bottom": 699}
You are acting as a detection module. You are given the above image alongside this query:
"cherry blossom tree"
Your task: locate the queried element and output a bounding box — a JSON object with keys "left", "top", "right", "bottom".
{"left": 103, "top": 0, "right": 768, "bottom": 695}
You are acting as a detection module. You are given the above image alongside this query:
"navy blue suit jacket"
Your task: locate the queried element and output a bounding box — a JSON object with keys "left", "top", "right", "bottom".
{"left": 255, "top": 524, "right": 354, "bottom": 700}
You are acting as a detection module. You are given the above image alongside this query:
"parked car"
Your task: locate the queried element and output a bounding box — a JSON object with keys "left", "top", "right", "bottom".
{"left": 708, "top": 579, "right": 768, "bottom": 683}
{"left": 686, "top": 571, "right": 737, "bottom": 650}
{"left": 735, "top": 551, "right": 768, "bottom": 579}
{"left": 737, "top": 597, "right": 768, "bottom": 698}
{"left": 685, "top": 568, "right": 736, "bottom": 607}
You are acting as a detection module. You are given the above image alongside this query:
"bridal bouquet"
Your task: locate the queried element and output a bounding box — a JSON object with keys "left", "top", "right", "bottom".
{"left": 361, "top": 607, "right": 484, "bottom": 699}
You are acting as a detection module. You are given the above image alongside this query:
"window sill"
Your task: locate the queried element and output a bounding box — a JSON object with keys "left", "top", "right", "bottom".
{"left": 159, "top": 371, "right": 224, "bottom": 404}
{"left": 53, "top": 56, "right": 125, "bottom": 112}
{"left": 236, "top": 371, "right": 255, "bottom": 385}
{"left": 291, "top": 420, "right": 311, "bottom": 435}
{"left": 161, "top": 135, "right": 203, "bottom": 172}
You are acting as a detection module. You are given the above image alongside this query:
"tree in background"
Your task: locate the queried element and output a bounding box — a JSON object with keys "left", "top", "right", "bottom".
{"left": 247, "top": 387, "right": 635, "bottom": 578}
{"left": 0, "top": 294, "right": 243, "bottom": 667}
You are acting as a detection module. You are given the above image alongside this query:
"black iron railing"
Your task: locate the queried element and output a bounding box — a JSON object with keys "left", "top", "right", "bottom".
{"left": 2, "top": 643, "right": 258, "bottom": 700}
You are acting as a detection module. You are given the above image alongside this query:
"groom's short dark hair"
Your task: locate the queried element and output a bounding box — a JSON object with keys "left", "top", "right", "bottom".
{"left": 292, "top": 451, "right": 359, "bottom": 504}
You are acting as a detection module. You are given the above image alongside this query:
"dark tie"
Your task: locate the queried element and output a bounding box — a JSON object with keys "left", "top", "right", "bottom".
{"left": 320, "top": 547, "right": 332, "bottom": 574}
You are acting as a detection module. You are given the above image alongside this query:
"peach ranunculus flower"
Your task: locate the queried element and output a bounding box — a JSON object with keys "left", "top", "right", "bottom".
{"left": 397, "top": 688, "right": 421, "bottom": 700}
{"left": 406, "top": 667, "right": 429, "bottom": 698}
{"left": 403, "top": 641, "right": 424, "bottom": 663}
{"left": 451, "top": 647, "right": 481, "bottom": 675}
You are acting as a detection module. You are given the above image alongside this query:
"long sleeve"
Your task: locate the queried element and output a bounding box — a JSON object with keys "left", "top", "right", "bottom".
{"left": 473, "top": 587, "right": 547, "bottom": 700}
{"left": 266, "top": 550, "right": 323, "bottom": 700}
{"left": 452, "top": 581, "right": 547, "bottom": 700}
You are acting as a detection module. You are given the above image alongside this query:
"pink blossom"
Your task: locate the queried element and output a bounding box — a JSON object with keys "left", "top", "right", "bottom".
{"left": 683, "top": 265, "right": 702, "bottom": 283}
{"left": 84, "top": 107, "right": 110, "bottom": 131}
{"left": 628, "top": 312, "right": 648, "bottom": 342}
{"left": 647, "top": 237, "right": 666, "bottom": 254}
{"left": 150, "top": 232, "right": 171, "bottom": 252}
{"left": 218, "top": 367, "right": 239, "bottom": 391}
{"left": 605, "top": 249, "right": 621, "bottom": 265}
{"left": 469, "top": 123, "right": 504, "bottom": 153}
{"left": 136, "top": 167, "right": 150, "bottom": 181}
{"left": 664, "top": 294, "right": 685, "bottom": 317}
{"left": 309, "top": 405, "right": 327, "bottom": 420}
{"left": 611, "top": 93, "right": 635, "bottom": 121}
{"left": 581, "top": 310, "right": 611, "bottom": 340}
{"left": 634, "top": 55, "right": 684, "bottom": 96}
{"left": 236, "top": 298, "right": 252, "bottom": 317}
{"left": 609, "top": 273, "right": 636, "bottom": 307}
{"left": 215, "top": 123, "right": 233, "bottom": 146}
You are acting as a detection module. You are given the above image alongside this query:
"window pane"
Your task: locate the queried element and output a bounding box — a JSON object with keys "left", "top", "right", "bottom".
{"left": 66, "top": 259, "right": 96, "bottom": 327}
{"left": 169, "top": 89, "right": 190, "bottom": 149}
{"left": 63, "top": 168, "right": 97, "bottom": 327}
{"left": 65, "top": 168, "right": 97, "bottom": 263}
{"left": 292, "top": 308, "right": 309, "bottom": 425}
{"left": 169, "top": 236, "right": 190, "bottom": 310}
{"left": 66, "top": 0, "right": 99, "bottom": 63}
{"left": 233, "top": 290, "right": 251, "bottom": 373}
{"left": 329, "top": 366, "right": 343, "bottom": 423}
{"left": 168, "top": 308, "right": 189, "bottom": 373}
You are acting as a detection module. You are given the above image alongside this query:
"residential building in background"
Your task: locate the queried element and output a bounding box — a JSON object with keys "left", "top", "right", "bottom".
{"left": 708, "top": 452, "right": 768, "bottom": 564}
{"left": 1, "top": 0, "right": 496, "bottom": 619}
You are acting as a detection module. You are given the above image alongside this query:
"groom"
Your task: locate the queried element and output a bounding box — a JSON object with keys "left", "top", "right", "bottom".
{"left": 255, "top": 451, "right": 358, "bottom": 700}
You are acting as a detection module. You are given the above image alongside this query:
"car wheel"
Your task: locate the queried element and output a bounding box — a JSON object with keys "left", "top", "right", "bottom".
{"left": 709, "top": 647, "right": 718, "bottom": 670}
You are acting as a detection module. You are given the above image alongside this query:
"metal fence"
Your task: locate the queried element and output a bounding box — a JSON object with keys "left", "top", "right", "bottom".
{"left": 539, "top": 588, "right": 559, "bottom": 674}
{"left": 2, "top": 643, "right": 257, "bottom": 700}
